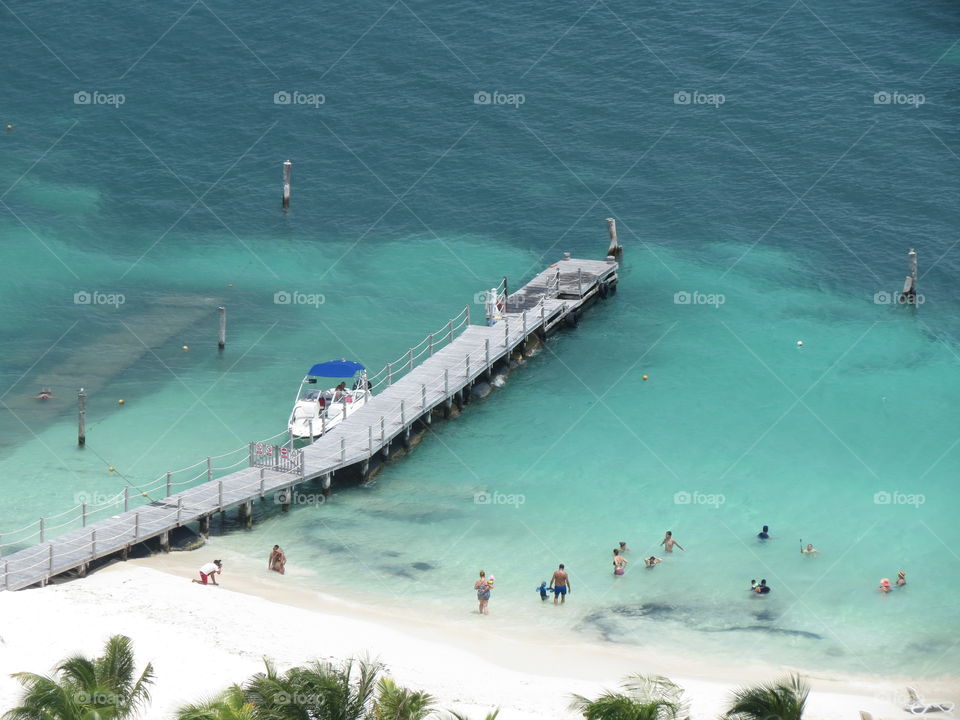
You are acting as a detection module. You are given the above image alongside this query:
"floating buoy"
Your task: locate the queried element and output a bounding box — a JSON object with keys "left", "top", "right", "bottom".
{"left": 117, "top": 399, "right": 125, "bottom": 406}
{"left": 182, "top": 345, "right": 189, "bottom": 351}
{"left": 642, "top": 375, "right": 649, "bottom": 381}
{"left": 141, "top": 492, "right": 149, "bottom": 497}
{"left": 5, "top": 124, "right": 12, "bottom": 131}
{"left": 796, "top": 340, "right": 804, "bottom": 347}
{"left": 108, "top": 466, "right": 116, "bottom": 472}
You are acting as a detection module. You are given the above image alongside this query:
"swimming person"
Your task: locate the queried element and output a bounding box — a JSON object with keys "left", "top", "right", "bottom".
{"left": 550, "top": 564, "right": 570, "bottom": 604}
{"left": 801, "top": 543, "right": 819, "bottom": 555}
{"left": 268, "top": 545, "right": 286, "bottom": 574}
{"left": 613, "top": 548, "right": 627, "bottom": 576}
{"left": 191, "top": 559, "right": 222, "bottom": 586}
{"left": 660, "top": 531, "right": 685, "bottom": 553}
{"left": 896, "top": 570, "right": 907, "bottom": 586}
{"left": 618, "top": 541, "right": 628, "bottom": 553}
{"left": 475, "top": 570, "right": 491, "bottom": 615}
{"left": 753, "top": 578, "right": 771, "bottom": 594}
{"left": 758, "top": 525, "right": 771, "bottom": 540}
{"left": 878, "top": 578, "right": 892, "bottom": 593}
{"left": 33, "top": 388, "right": 53, "bottom": 400}
{"left": 644, "top": 556, "right": 662, "bottom": 568}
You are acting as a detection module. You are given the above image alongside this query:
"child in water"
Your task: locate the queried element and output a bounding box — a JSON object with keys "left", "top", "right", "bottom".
{"left": 536, "top": 582, "right": 551, "bottom": 600}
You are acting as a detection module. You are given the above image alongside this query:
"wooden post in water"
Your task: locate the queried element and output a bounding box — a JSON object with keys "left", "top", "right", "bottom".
{"left": 124, "top": 486, "right": 129, "bottom": 512}
{"left": 166, "top": 472, "right": 172, "bottom": 497}
{"left": 77, "top": 388, "right": 86, "bottom": 446}
{"left": 199, "top": 514, "right": 210, "bottom": 536}
{"left": 81, "top": 503, "right": 87, "bottom": 527}
{"left": 429, "top": 333, "right": 434, "bottom": 356}
{"left": 606, "top": 217, "right": 621, "bottom": 258}
{"left": 387, "top": 362, "right": 393, "bottom": 387}
{"left": 217, "top": 306, "right": 226, "bottom": 349}
{"left": 160, "top": 531, "right": 170, "bottom": 553}
{"left": 282, "top": 160, "right": 292, "bottom": 209}
{"left": 900, "top": 248, "right": 918, "bottom": 303}
{"left": 39, "top": 517, "right": 45, "bottom": 543}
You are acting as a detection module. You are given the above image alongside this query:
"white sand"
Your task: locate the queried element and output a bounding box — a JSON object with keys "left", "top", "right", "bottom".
{"left": 0, "top": 550, "right": 955, "bottom": 719}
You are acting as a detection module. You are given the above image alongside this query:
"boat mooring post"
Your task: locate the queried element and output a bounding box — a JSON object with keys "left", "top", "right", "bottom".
{"left": 387, "top": 362, "right": 393, "bottom": 387}
{"left": 447, "top": 319, "right": 453, "bottom": 343}
{"left": 81, "top": 503, "right": 87, "bottom": 527}
{"left": 282, "top": 160, "right": 292, "bottom": 210}
{"left": 39, "top": 518, "right": 45, "bottom": 543}
{"left": 77, "top": 388, "right": 86, "bottom": 446}
{"left": 166, "top": 472, "right": 172, "bottom": 497}
{"left": 217, "top": 306, "right": 227, "bottom": 349}
{"left": 606, "top": 217, "right": 621, "bottom": 258}
{"left": 407, "top": 348, "right": 413, "bottom": 371}
{"left": 900, "top": 248, "right": 919, "bottom": 303}
{"left": 124, "top": 486, "right": 129, "bottom": 512}
{"left": 429, "top": 333, "right": 434, "bottom": 356}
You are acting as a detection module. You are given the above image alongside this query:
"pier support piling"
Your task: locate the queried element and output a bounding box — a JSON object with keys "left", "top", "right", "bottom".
{"left": 239, "top": 501, "right": 253, "bottom": 529}
{"left": 199, "top": 514, "right": 210, "bottom": 536}
{"left": 160, "top": 531, "right": 170, "bottom": 553}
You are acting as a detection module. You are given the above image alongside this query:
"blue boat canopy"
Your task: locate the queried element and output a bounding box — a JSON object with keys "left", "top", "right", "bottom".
{"left": 307, "top": 360, "right": 365, "bottom": 378}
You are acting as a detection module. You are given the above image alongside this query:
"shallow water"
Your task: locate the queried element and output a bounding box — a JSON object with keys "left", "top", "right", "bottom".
{"left": 1, "top": 0, "right": 958, "bottom": 677}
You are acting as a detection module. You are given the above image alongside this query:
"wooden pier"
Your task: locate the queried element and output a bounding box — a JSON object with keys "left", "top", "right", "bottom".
{"left": 0, "top": 254, "right": 619, "bottom": 591}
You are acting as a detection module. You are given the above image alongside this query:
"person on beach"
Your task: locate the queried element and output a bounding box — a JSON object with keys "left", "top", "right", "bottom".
{"left": 33, "top": 388, "right": 53, "bottom": 400}
{"left": 644, "top": 556, "right": 662, "bottom": 568}
{"left": 660, "top": 531, "right": 684, "bottom": 553}
{"left": 550, "top": 564, "right": 570, "bottom": 604}
{"left": 613, "top": 549, "right": 627, "bottom": 576}
{"left": 753, "top": 578, "right": 771, "bottom": 594}
{"left": 192, "top": 560, "right": 222, "bottom": 586}
{"left": 757, "top": 525, "right": 771, "bottom": 540}
{"left": 801, "top": 543, "right": 819, "bottom": 556}
{"left": 268, "top": 545, "right": 286, "bottom": 574}
{"left": 475, "top": 570, "right": 491, "bottom": 615}
{"left": 878, "top": 577, "right": 892, "bottom": 593}
{"left": 896, "top": 570, "right": 907, "bottom": 586}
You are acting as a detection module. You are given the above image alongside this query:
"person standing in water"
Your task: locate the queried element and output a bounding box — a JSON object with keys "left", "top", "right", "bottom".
{"left": 268, "top": 545, "right": 286, "bottom": 574}
{"left": 550, "top": 564, "right": 570, "bottom": 604}
{"left": 474, "top": 570, "right": 491, "bottom": 615}
{"left": 612, "top": 548, "right": 627, "bottom": 576}
{"left": 757, "top": 525, "right": 771, "bottom": 540}
{"left": 896, "top": 570, "right": 907, "bottom": 586}
{"left": 618, "top": 541, "right": 628, "bottom": 553}
{"left": 644, "top": 556, "right": 662, "bottom": 568}
{"left": 660, "top": 531, "right": 685, "bottom": 553}
{"left": 800, "top": 543, "right": 819, "bottom": 556}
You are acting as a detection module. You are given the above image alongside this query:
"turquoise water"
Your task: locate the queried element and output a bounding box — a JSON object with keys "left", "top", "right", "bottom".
{"left": 2, "top": 0, "right": 959, "bottom": 677}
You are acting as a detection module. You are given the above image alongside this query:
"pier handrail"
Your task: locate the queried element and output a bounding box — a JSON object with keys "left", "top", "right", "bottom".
{"left": 366, "top": 307, "right": 471, "bottom": 392}
{"left": 0, "top": 428, "right": 290, "bottom": 555}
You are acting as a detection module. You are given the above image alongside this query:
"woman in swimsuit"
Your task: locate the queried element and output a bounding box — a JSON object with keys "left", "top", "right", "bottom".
{"left": 474, "top": 570, "right": 491, "bottom": 615}
{"left": 612, "top": 548, "right": 627, "bottom": 576}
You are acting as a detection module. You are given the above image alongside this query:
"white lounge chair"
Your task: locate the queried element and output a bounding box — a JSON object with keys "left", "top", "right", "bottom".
{"left": 905, "top": 687, "right": 955, "bottom": 715}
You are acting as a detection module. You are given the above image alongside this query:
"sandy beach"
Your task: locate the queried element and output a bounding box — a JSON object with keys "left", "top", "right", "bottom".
{"left": 1, "top": 546, "right": 956, "bottom": 719}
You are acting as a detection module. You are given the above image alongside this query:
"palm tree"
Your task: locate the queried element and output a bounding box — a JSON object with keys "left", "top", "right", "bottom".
{"left": 570, "top": 675, "right": 688, "bottom": 720}
{"left": 243, "top": 657, "right": 382, "bottom": 720}
{"left": 724, "top": 674, "right": 809, "bottom": 720}
{"left": 442, "top": 711, "right": 499, "bottom": 720}
{"left": 372, "top": 677, "right": 435, "bottom": 720}
{"left": 175, "top": 685, "right": 257, "bottom": 720}
{"left": 4, "top": 634, "right": 154, "bottom": 720}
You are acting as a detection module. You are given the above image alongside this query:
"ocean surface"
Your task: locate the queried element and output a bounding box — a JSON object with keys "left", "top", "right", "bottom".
{"left": 2, "top": 0, "right": 959, "bottom": 678}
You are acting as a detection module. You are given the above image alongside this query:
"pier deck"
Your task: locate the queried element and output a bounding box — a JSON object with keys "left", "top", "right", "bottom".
{"left": 1, "top": 255, "right": 618, "bottom": 591}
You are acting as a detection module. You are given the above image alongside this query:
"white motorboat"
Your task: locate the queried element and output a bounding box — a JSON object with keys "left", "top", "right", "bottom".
{"left": 287, "top": 360, "right": 372, "bottom": 439}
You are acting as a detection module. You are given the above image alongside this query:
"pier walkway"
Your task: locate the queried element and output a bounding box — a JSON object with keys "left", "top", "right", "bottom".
{"left": 0, "top": 255, "right": 618, "bottom": 591}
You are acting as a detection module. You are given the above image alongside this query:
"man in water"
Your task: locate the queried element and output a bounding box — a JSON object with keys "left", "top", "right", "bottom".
{"left": 660, "top": 530, "right": 685, "bottom": 553}
{"left": 550, "top": 564, "right": 570, "bottom": 605}
{"left": 757, "top": 525, "right": 771, "bottom": 540}
{"left": 644, "top": 556, "right": 662, "bottom": 568}
{"left": 192, "top": 559, "right": 222, "bottom": 585}
{"left": 618, "top": 541, "right": 628, "bottom": 553}
{"left": 33, "top": 388, "right": 53, "bottom": 400}
{"left": 753, "top": 578, "right": 771, "bottom": 594}
{"left": 268, "top": 545, "right": 286, "bottom": 574}
{"left": 801, "top": 543, "right": 819, "bottom": 555}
